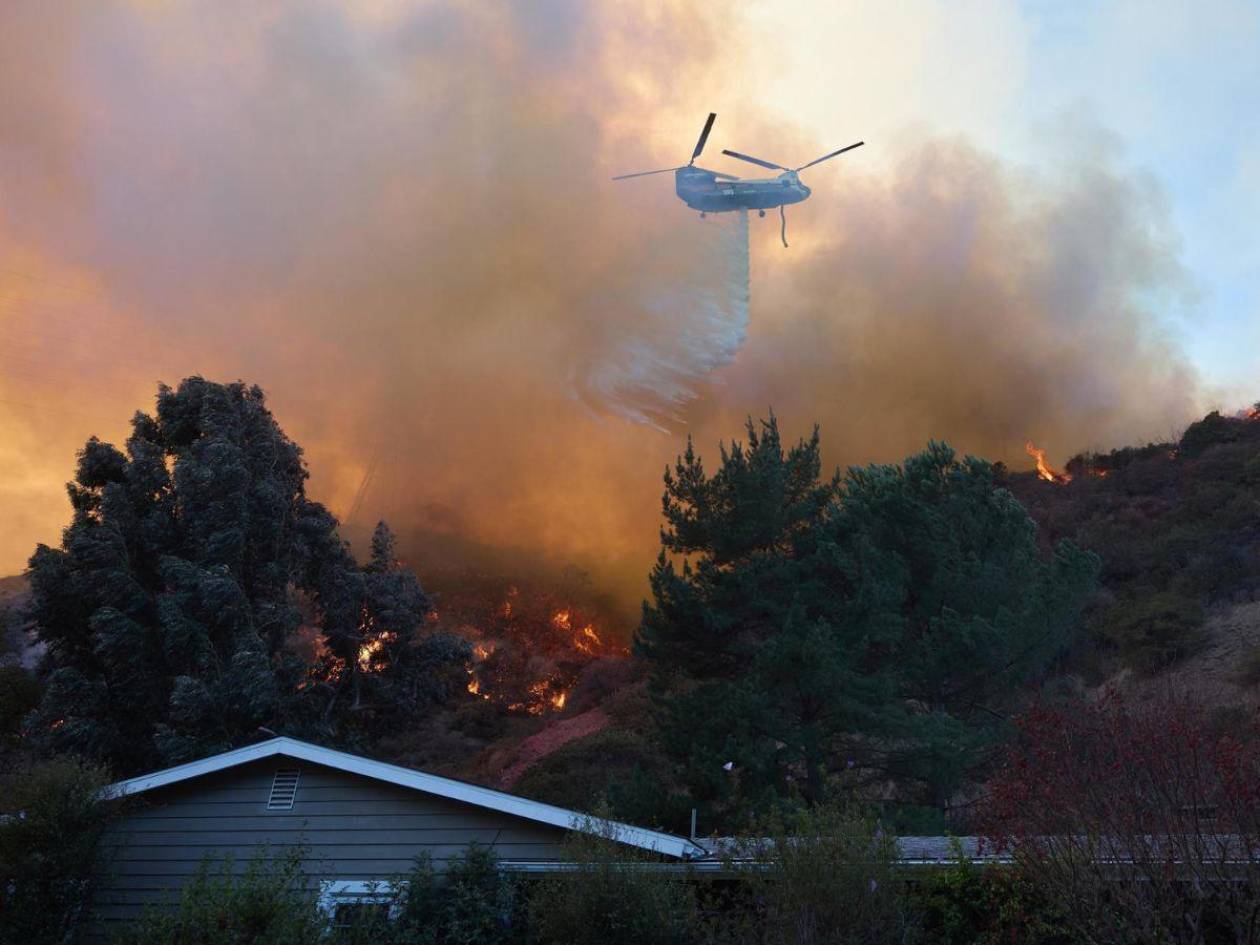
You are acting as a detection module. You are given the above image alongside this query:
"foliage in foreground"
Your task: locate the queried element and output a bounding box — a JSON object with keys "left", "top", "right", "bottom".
{"left": 340, "top": 846, "right": 522, "bottom": 945}
{"left": 639, "top": 417, "right": 1098, "bottom": 823}
{"left": 114, "top": 848, "right": 325, "bottom": 945}
{"left": 0, "top": 755, "right": 115, "bottom": 945}
{"left": 116, "top": 845, "right": 523, "bottom": 945}
{"left": 986, "top": 691, "right": 1260, "bottom": 945}
{"left": 530, "top": 812, "right": 700, "bottom": 945}
{"left": 910, "top": 845, "right": 1080, "bottom": 945}
{"left": 720, "top": 800, "right": 911, "bottom": 945}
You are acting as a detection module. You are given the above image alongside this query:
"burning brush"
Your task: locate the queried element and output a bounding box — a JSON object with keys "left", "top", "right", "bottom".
{"left": 1025, "top": 440, "right": 1072, "bottom": 485}
{"left": 436, "top": 582, "right": 625, "bottom": 716}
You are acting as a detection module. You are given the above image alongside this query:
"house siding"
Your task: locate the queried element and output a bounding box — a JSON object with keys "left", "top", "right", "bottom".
{"left": 92, "top": 755, "right": 569, "bottom": 935}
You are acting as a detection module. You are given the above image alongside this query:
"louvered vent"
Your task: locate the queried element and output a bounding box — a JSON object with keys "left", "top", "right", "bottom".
{"left": 267, "top": 767, "right": 301, "bottom": 810}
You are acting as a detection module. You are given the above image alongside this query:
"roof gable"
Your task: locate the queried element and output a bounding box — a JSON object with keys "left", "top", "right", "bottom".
{"left": 101, "top": 737, "right": 703, "bottom": 860}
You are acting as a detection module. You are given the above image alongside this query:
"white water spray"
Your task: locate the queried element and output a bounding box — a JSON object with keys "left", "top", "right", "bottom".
{"left": 576, "top": 210, "right": 750, "bottom": 430}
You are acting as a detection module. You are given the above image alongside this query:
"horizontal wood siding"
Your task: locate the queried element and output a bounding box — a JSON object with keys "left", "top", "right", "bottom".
{"left": 91, "top": 756, "right": 569, "bottom": 937}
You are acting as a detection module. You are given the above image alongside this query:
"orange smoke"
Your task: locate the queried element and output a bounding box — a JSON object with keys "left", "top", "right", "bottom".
{"left": 0, "top": 1, "right": 1208, "bottom": 610}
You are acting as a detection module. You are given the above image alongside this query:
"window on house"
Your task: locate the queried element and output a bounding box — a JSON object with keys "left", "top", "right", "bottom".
{"left": 318, "top": 880, "right": 399, "bottom": 929}
{"left": 330, "top": 900, "right": 391, "bottom": 930}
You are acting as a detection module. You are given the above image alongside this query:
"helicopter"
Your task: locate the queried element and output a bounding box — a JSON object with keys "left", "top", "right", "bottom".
{"left": 612, "top": 113, "right": 863, "bottom": 246}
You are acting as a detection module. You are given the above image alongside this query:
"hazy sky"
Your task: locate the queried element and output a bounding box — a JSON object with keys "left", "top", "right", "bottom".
{"left": 1, "top": 0, "right": 1255, "bottom": 600}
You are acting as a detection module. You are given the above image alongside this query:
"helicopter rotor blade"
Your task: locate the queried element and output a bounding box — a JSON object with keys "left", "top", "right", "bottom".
{"left": 795, "top": 141, "right": 864, "bottom": 172}
{"left": 693, "top": 166, "right": 740, "bottom": 181}
{"left": 721, "top": 149, "right": 788, "bottom": 172}
{"left": 611, "top": 166, "right": 683, "bottom": 181}
{"left": 690, "top": 112, "right": 717, "bottom": 163}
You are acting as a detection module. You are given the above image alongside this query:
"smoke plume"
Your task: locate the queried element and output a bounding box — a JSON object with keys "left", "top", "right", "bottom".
{"left": 0, "top": 1, "right": 1204, "bottom": 620}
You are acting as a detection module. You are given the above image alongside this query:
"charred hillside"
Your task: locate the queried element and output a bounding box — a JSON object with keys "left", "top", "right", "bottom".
{"left": 1004, "top": 407, "right": 1260, "bottom": 677}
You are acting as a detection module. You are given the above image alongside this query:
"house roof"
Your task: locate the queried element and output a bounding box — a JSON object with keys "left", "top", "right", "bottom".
{"left": 101, "top": 736, "right": 706, "bottom": 860}
{"left": 699, "top": 835, "right": 1008, "bottom": 867}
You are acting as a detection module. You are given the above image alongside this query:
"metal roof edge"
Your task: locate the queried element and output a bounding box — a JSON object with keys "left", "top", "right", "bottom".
{"left": 99, "top": 736, "right": 703, "bottom": 859}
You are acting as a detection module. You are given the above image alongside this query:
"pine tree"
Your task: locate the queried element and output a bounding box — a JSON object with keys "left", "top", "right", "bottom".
{"left": 638, "top": 418, "right": 1098, "bottom": 819}
{"left": 26, "top": 378, "right": 466, "bottom": 773}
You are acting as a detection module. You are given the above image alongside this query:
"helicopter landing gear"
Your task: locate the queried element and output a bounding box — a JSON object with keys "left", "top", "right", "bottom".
{"left": 758, "top": 209, "right": 766, "bottom": 218}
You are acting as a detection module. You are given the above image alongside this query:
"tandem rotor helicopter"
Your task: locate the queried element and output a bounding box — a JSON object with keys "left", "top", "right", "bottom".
{"left": 612, "top": 113, "right": 863, "bottom": 247}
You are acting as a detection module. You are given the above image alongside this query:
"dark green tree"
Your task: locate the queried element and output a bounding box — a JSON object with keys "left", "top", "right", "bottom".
{"left": 826, "top": 441, "right": 1099, "bottom": 804}
{"left": 308, "top": 522, "right": 472, "bottom": 733}
{"left": 638, "top": 418, "right": 1098, "bottom": 819}
{"left": 26, "top": 377, "right": 466, "bottom": 773}
{"left": 0, "top": 756, "right": 115, "bottom": 945}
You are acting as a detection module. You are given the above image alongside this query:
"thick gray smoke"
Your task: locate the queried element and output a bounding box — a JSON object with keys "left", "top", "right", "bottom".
{"left": 0, "top": 2, "right": 1206, "bottom": 615}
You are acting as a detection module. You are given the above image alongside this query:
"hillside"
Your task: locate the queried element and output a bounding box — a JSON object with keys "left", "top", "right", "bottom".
{"left": 508, "top": 408, "right": 1260, "bottom": 810}
{"left": 1004, "top": 408, "right": 1260, "bottom": 681}
{"left": 7, "top": 407, "right": 1260, "bottom": 816}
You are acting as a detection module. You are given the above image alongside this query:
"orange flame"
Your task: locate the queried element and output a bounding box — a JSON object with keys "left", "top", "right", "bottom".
{"left": 553, "top": 609, "right": 607, "bottom": 657}
{"left": 1025, "top": 440, "right": 1072, "bottom": 484}
{"left": 357, "top": 637, "right": 384, "bottom": 671}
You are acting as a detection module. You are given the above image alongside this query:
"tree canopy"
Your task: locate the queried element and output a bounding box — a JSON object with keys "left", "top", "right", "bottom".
{"left": 26, "top": 377, "right": 467, "bottom": 774}
{"left": 638, "top": 416, "right": 1098, "bottom": 821}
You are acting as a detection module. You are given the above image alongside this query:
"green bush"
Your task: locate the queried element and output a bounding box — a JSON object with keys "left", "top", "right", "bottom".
{"left": 530, "top": 812, "right": 700, "bottom": 945}
{"left": 1098, "top": 589, "right": 1205, "bottom": 670}
{"left": 718, "top": 800, "right": 912, "bottom": 945}
{"left": 1179, "top": 412, "right": 1243, "bottom": 459}
{"left": 368, "top": 846, "right": 522, "bottom": 945}
{"left": 116, "top": 848, "right": 325, "bottom": 945}
{"left": 117, "top": 844, "right": 523, "bottom": 945}
{"left": 0, "top": 755, "right": 113, "bottom": 945}
{"left": 910, "top": 848, "right": 1080, "bottom": 945}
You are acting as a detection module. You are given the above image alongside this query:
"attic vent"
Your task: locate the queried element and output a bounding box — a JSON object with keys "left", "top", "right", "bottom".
{"left": 267, "top": 767, "right": 301, "bottom": 810}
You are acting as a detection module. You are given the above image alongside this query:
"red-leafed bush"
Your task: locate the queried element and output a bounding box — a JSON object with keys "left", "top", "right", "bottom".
{"left": 984, "top": 691, "right": 1260, "bottom": 944}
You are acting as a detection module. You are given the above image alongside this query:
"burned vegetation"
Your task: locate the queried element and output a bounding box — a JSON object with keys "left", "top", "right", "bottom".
{"left": 1005, "top": 405, "right": 1260, "bottom": 674}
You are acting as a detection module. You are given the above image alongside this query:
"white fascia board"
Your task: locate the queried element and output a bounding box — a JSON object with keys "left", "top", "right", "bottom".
{"left": 100, "top": 737, "right": 703, "bottom": 860}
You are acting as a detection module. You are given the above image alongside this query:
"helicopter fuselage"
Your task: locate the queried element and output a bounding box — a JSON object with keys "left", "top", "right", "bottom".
{"left": 674, "top": 166, "right": 810, "bottom": 213}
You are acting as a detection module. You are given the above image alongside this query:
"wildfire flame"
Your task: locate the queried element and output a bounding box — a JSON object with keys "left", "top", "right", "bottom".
{"left": 357, "top": 637, "right": 384, "bottom": 672}
{"left": 455, "top": 591, "right": 618, "bottom": 715}
{"left": 553, "top": 609, "right": 604, "bottom": 656}
{"left": 1025, "top": 440, "right": 1072, "bottom": 484}
{"left": 575, "top": 624, "right": 602, "bottom": 655}
{"left": 512, "top": 679, "right": 570, "bottom": 715}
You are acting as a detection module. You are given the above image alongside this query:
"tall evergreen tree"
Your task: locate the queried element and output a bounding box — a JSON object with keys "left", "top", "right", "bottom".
{"left": 638, "top": 418, "right": 1098, "bottom": 819}
{"left": 26, "top": 378, "right": 465, "bottom": 773}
